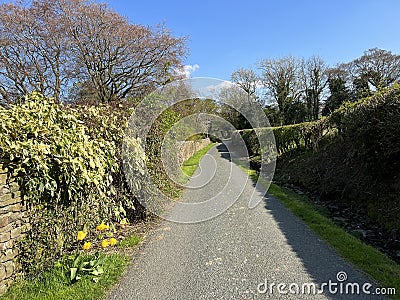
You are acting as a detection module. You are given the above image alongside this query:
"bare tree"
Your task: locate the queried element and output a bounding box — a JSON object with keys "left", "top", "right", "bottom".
{"left": 347, "top": 48, "right": 400, "bottom": 92}
{"left": 300, "top": 56, "right": 328, "bottom": 120}
{"left": 0, "top": 0, "right": 187, "bottom": 103}
{"left": 259, "top": 56, "right": 302, "bottom": 125}
{"left": 0, "top": 1, "right": 74, "bottom": 102}
{"left": 231, "top": 68, "right": 261, "bottom": 104}
{"left": 61, "top": 0, "right": 186, "bottom": 102}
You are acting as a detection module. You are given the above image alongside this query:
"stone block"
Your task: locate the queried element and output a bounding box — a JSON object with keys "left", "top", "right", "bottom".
{"left": 0, "top": 223, "right": 12, "bottom": 234}
{"left": 9, "top": 204, "right": 22, "bottom": 213}
{"left": 10, "top": 226, "right": 23, "bottom": 239}
{"left": 0, "top": 174, "right": 7, "bottom": 185}
{"left": 8, "top": 212, "right": 21, "bottom": 223}
{"left": 0, "top": 214, "right": 9, "bottom": 228}
{"left": 0, "top": 187, "right": 10, "bottom": 197}
{"left": 1, "top": 239, "right": 12, "bottom": 251}
{"left": 1, "top": 249, "right": 14, "bottom": 262}
{"left": 0, "top": 193, "right": 12, "bottom": 206}
{"left": 0, "top": 232, "right": 10, "bottom": 243}
{"left": 0, "top": 265, "right": 6, "bottom": 281}
{"left": 4, "top": 261, "right": 14, "bottom": 278}
{"left": 11, "top": 191, "right": 21, "bottom": 199}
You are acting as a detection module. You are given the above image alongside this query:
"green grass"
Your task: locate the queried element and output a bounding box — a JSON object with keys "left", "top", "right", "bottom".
{"left": 180, "top": 142, "right": 217, "bottom": 180}
{"left": 238, "top": 166, "right": 400, "bottom": 299}
{"left": 1, "top": 233, "right": 144, "bottom": 300}
{"left": 117, "top": 234, "right": 142, "bottom": 248}
{"left": 0, "top": 254, "right": 129, "bottom": 300}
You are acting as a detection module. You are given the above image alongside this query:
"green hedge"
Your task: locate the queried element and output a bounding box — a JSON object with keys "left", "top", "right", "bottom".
{"left": 234, "top": 85, "right": 400, "bottom": 237}
{"left": 234, "top": 120, "right": 329, "bottom": 157}
{"left": 235, "top": 84, "right": 400, "bottom": 167}
{"left": 328, "top": 85, "right": 400, "bottom": 174}
{"left": 0, "top": 93, "right": 145, "bottom": 275}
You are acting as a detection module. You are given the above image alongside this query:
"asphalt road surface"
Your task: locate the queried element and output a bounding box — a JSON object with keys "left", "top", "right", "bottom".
{"left": 107, "top": 143, "right": 386, "bottom": 300}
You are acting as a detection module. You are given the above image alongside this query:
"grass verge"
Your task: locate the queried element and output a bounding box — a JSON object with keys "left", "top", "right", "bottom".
{"left": 0, "top": 233, "right": 143, "bottom": 300}
{"left": 239, "top": 166, "right": 400, "bottom": 299}
{"left": 181, "top": 142, "right": 217, "bottom": 180}
{"left": 0, "top": 253, "right": 129, "bottom": 300}
{"left": 117, "top": 235, "right": 142, "bottom": 249}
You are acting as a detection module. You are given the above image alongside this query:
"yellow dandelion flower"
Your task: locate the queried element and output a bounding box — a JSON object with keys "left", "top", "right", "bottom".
{"left": 77, "top": 231, "right": 87, "bottom": 241}
{"left": 96, "top": 222, "right": 109, "bottom": 231}
{"left": 101, "top": 239, "right": 110, "bottom": 248}
{"left": 82, "top": 242, "right": 92, "bottom": 250}
{"left": 109, "top": 238, "right": 117, "bottom": 246}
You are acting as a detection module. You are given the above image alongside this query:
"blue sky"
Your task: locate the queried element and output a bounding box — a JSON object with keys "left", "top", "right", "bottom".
{"left": 105, "top": 0, "right": 400, "bottom": 80}
{"left": 1, "top": 0, "right": 399, "bottom": 80}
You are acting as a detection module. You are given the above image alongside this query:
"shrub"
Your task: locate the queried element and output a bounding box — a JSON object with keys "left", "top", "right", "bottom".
{"left": 236, "top": 84, "right": 400, "bottom": 163}
{"left": 234, "top": 121, "right": 327, "bottom": 157}
{"left": 71, "top": 101, "right": 146, "bottom": 221}
{"left": 336, "top": 86, "right": 400, "bottom": 174}
{"left": 0, "top": 93, "right": 145, "bottom": 275}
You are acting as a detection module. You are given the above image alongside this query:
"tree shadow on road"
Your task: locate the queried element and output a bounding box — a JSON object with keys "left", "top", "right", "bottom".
{"left": 215, "top": 143, "right": 231, "bottom": 161}
{"left": 218, "top": 140, "right": 385, "bottom": 300}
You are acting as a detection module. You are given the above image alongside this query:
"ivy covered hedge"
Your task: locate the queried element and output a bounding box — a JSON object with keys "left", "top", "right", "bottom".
{"left": 0, "top": 93, "right": 145, "bottom": 275}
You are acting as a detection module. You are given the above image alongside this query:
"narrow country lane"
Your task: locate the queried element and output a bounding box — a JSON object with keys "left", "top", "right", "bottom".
{"left": 107, "top": 143, "right": 385, "bottom": 300}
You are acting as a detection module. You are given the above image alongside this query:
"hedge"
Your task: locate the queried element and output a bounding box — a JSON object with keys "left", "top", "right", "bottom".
{"left": 0, "top": 93, "right": 145, "bottom": 275}
{"left": 234, "top": 83, "right": 400, "bottom": 169}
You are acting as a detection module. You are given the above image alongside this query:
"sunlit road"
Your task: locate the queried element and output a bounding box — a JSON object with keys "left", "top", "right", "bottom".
{"left": 107, "top": 143, "right": 385, "bottom": 300}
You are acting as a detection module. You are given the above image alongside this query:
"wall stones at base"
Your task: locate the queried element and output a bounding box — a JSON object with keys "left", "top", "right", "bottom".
{"left": 177, "top": 138, "right": 211, "bottom": 166}
{"left": 0, "top": 163, "right": 26, "bottom": 296}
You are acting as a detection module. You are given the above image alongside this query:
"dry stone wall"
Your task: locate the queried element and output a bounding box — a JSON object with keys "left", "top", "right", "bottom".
{"left": 0, "top": 162, "right": 27, "bottom": 295}
{"left": 177, "top": 138, "right": 210, "bottom": 165}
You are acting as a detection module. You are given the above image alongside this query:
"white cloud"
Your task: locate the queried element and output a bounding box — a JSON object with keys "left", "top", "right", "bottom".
{"left": 175, "top": 64, "right": 200, "bottom": 78}
{"left": 205, "top": 80, "right": 232, "bottom": 92}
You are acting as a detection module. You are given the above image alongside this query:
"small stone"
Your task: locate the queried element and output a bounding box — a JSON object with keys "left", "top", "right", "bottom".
{"left": 0, "top": 223, "right": 13, "bottom": 234}
{"left": 294, "top": 189, "right": 304, "bottom": 195}
{"left": 0, "top": 232, "right": 11, "bottom": 243}
{"left": 0, "top": 173, "right": 7, "bottom": 184}
{"left": 0, "top": 214, "right": 9, "bottom": 227}
{"left": 0, "top": 265, "right": 6, "bottom": 281}
{"left": 332, "top": 217, "right": 348, "bottom": 223}
{"left": 4, "top": 261, "right": 14, "bottom": 278}
{"left": 352, "top": 229, "right": 367, "bottom": 239}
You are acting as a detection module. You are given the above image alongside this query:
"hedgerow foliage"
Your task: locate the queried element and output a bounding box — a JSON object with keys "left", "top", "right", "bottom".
{"left": 328, "top": 85, "right": 400, "bottom": 174}
{"left": 0, "top": 93, "right": 145, "bottom": 275}
{"left": 235, "top": 84, "right": 400, "bottom": 237}
{"left": 236, "top": 84, "right": 400, "bottom": 168}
